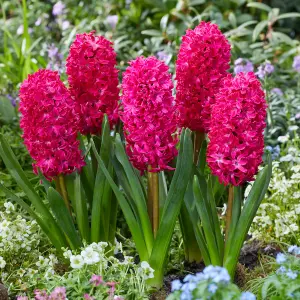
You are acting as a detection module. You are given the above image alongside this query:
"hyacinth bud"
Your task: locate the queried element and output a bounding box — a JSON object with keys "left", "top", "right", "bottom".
{"left": 19, "top": 70, "right": 85, "bottom": 180}
{"left": 207, "top": 72, "right": 267, "bottom": 186}
{"left": 121, "top": 56, "right": 178, "bottom": 173}
{"left": 66, "top": 31, "right": 119, "bottom": 135}
{"left": 175, "top": 21, "right": 231, "bottom": 133}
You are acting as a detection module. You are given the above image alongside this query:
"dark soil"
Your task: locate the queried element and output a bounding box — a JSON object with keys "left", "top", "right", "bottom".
{"left": 150, "top": 240, "right": 282, "bottom": 299}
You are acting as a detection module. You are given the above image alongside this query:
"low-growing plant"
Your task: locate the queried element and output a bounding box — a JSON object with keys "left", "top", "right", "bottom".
{"left": 167, "top": 266, "right": 256, "bottom": 300}
{"left": 249, "top": 245, "right": 300, "bottom": 299}
{"left": 14, "top": 242, "right": 151, "bottom": 300}
{"left": 250, "top": 162, "right": 300, "bottom": 244}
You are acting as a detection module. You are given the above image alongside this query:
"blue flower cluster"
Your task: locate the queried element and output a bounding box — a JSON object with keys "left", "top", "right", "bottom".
{"left": 265, "top": 145, "right": 280, "bottom": 160}
{"left": 170, "top": 266, "right": 256, "bottom": 300}
{"left": 275, "top": 246, "right": 300, "bottom": 280}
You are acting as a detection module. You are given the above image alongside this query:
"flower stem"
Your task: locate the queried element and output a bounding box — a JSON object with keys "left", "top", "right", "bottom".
{"left": 225, "top": 185, "right": 234, "bottom": 241}
{"left": 193, "top": 131, "right": 205, "bottom": 165}
{"left": 57, "top": 174, "right": 72, "bottom": 215}
{"left": 147, "top": 168, "right": 159, "bottom": 238}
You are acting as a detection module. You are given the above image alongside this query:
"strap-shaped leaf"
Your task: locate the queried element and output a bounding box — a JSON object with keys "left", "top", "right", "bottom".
{"left": 0, "top": 183, "right": 67, "bottom": 250}
{"left": 47, "top": 187, "right": 82, "bottom": 250}
{"left": 78, "top": 134, "right": 94, "bottom": 207}
{"left": 183, "top": 179, "right": 211, "bottom": 265}
{"left": 207, "top": 176, "right": 224, "bottom": 260}
{"left": 0, "top": 134, "right": 52, "bottom": 219}
{"left": 74, "top": 173, "right": 90, "bottom": 242}
{"left": 148, "top": 129, "right": 193, "bottom": 285}
{"left": 91, "top": 142, "right": 150, "bottom": 261}
{"left": 114, "top": 134, "right": 153, "bottom": 253}
{"left": 193, "top": 175, "right": 221, "bottom": 265}
{"left": 223, "top": 156, "right": 272, "bottom": 277}
{"left": 91, "top": 116, "right": 113, "bottom": 242}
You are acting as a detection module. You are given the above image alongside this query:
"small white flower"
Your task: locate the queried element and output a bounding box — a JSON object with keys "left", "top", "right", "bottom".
{"left": 70, "top": 255, "right": 84, "bottom": 269}
{"left": 63, "top": 249, "right": 72, "bottom": 259}
{"left": 17, "top": 25, "right": 24, "bottom": 35}
{"left": 277, "top": 135, "right": 289, "bottom": 143}
{"left": 4, "top": 202, "right": 15, "bottom": 213}
{"left": 139, "top": 261, "right": 154, "bottom": 279}
{"left": 280, "top": 154, "right": 294, "bottom": 162}
{"left": 0, "top": 256, "right": 6, "bottom": 269}
{"left": 61, "top": 20, "right": 70, "bottom": 30}
{"left": 81, "top": 247, "right": 100, "bottom": 265}
{"left": 289, "top": 125, "right": 299, "bottom": 131}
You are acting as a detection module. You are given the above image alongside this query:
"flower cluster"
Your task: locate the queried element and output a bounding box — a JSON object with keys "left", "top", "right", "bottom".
{"left": 271, "top": 88, "right": 283, "bottom": 96}
{"left": 275, "top": 249, "right": 299, "bottom": 280}
{"left": 250, "top": 163, "right": 300, "bottom": 243}
{"left": 121, "top": 56, "right": 178, "bottom": 172}
{"left": 19, "top": 69, "right": 85, "bottom": 180}
{"left": 0, "top": 202, "right": 42, "bottom": 272}
{"left": 256, "top": 246, "right": 300, "bottom": 299}
{"left": 207, "top": 72, "right": 267, "bottom": 186}
{"left": 293, "top": 55, "right": 300, "bottom": 72}
{"left": 47, "top": 44, "right": 64, "bottom": 73}
{"left": 255, "top": 61, "right": 274, "bottom": 79}
{"left": 65, "top": 242, "right": 108, "bottom": 269}
{"left": 15, "top": 242, "right": 151, "bottom": 299}
{"left": 168, "top": 266, "right": 256, "bottom": 300}
{"left": 234, "top": 58, "right": 254, "bottom": 74}
{"left": 265, "top": 145, "right": 280, "bottom": 160}
{"left": 175, "top": 21, "right": 231, "bottom": 133}
{"left": 66, "top": 31, "right": 119, "bottom": 135}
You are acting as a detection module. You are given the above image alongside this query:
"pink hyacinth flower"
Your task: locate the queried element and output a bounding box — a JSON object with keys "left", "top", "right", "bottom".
{"left": 176, "top": 21, "right": 231, "bottom": 133}
{"left": 121, "top": 56, "right": 178, "bottom": 173}
{"left": 19, "top": 70, "right": 85, "bottom": 180}
{"left": 66, "top": 31, "right": 120, "bottom": 135}
{"left": 207, "top": 72, "right": 267, "bottom": 186}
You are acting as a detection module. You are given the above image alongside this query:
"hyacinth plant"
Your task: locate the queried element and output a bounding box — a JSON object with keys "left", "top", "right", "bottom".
{"left": 0, "top": 32, "right": 120, "bottom": 251}
{"left": 175, "top": 21, "right": 231, "bottom": 263}
{"left": 95, "top": 56, "right": 193, "bottom": 288}
{"left": 183, "top": 71, "right": 272, "bottom": 279}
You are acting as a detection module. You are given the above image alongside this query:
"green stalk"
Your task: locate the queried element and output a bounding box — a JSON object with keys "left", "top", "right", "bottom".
{"left": 225, "top": 185, "right": 234, "bottom": 241}
{"left": 57, "top": 174, "right": 72, "bottom": 215}
{"left": 148, "top": 168, "right": 159, "bottom": 238}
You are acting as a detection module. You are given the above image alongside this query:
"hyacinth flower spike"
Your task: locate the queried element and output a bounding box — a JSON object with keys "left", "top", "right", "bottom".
{"left": 66, "top": 31, "right": 120, "bottom": 245}
{"left": 121, "top": 56, "right": 178, "bottom": 236}
{"left": 175, "top": 21, "right": 231, "bottom": 262}
{"left": 95, "top": 56, "right": 193, "bottom": 287}
{"left": 189, "top": 72, "right": 272, "bottom": 279}
{"left": 0, "top": 69, "right": 87, "bottom": 251}
{"left": 66, "top": 31, "right": 119, "bottom": 136}
{"left": 19, "top": 70, "right": 85, "bottom": 211}
{"left": 176, "top": 21, "right": 231, "bottom": 164}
